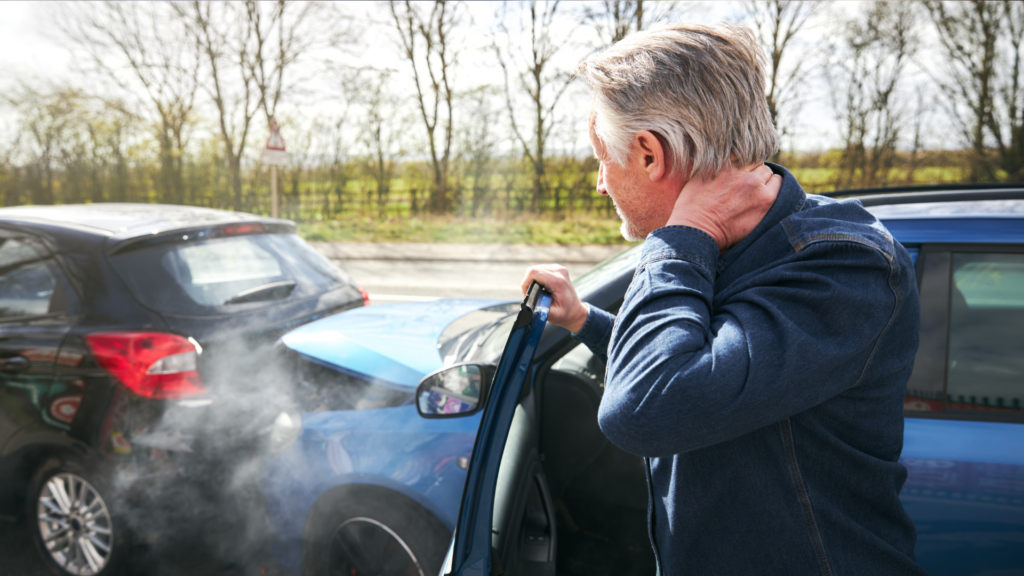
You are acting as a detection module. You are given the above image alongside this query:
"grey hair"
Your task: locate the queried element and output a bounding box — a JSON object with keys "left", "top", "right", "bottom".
{"left": 577, "top": 23, "right": 779, "bottom": 179}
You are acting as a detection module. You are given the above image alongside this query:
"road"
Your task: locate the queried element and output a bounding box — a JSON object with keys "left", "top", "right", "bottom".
{"left": 0, "top": 242, "right": 630, "bottom": 576}
{"left": 312, "top": 242, "right": 630, "bottom": 305}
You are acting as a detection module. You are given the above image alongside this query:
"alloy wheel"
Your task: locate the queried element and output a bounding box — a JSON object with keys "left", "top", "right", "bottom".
{"left": 327, "top": 517, "right": 424, "bottom": 576}
{"left": 36, "top": 472, "right": 114, "bottom": 576}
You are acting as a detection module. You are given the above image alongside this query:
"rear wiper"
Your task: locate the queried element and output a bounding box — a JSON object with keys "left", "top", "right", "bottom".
{"left": 224, "top": 280, "right": 297, "bottom": 305}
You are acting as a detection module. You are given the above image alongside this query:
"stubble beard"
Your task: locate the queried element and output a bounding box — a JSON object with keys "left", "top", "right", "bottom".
{"left": 610, "top": 171, "right": 657, "bottom": 242}
{"left": 614, "top": 202, "right": 647, "bottom": 242}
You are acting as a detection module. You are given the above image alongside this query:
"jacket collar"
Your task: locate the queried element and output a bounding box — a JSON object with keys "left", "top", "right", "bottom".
{"left": 716, "top": 162, "right": 806, "bottom": 275}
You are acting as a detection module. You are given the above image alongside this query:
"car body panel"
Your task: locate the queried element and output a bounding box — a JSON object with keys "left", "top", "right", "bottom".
{"left": 282, "top": 299, "right": 506, "bottom": 388}
{"left": 878, "top": 218, "right": 1024, "bottom": 245}
{"left": 263, "top": 298, "right": 510, "bottom": 574}
{"left": 262, "top": 405, "right": 481, "bottom": 573}
{"left": 901, "top": 418, "right": 1024, "bottom": 575}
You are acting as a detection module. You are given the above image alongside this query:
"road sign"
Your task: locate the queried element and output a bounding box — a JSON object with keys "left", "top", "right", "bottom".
{"left": 263, "top": 121, "right": 289, "bottom": 218}
{"left": 262, "top": 121, "right": 290, "bottom": 166}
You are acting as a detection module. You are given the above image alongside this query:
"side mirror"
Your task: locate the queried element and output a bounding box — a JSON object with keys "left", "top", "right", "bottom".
{"left": 416, "top": 363, "right": 495, "bottom": 418}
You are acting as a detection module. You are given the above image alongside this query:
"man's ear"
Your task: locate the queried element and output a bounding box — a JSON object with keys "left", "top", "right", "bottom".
{"left": 633, "top": 130, "right": 669, "bottom": 182}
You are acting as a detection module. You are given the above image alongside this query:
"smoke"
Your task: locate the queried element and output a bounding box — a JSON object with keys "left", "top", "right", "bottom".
{"left": 105, "top": 334, "right": 325, "bottom": 574}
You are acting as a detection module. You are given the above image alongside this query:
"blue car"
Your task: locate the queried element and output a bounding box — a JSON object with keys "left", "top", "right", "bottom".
{"left": 262, "top": 186, "right": 1024, "bottom": 576}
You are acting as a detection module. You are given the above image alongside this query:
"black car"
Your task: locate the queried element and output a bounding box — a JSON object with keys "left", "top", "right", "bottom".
{"left": 0, "top": 203, "right": 364, "bottom": 576}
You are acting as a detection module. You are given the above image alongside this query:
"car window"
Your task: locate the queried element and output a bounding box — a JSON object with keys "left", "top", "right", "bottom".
{"left": 0, "top": 239, "right": 65, "bottom": 320}
{"left": 109, "top": 233, "right": 354, "bottom": 316}
{"left": 946, "top": 252, "right": 1024, "bottom": 413}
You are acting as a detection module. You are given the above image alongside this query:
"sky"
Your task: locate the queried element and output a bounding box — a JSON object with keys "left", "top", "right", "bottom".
{"left": 0, "top": 1, "right": 941, "bottom": 155}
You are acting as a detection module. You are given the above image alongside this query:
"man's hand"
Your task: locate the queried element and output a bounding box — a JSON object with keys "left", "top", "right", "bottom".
{"left": 666, "top": 163, "right": 783, "bottom": 251}
{"left": 521, "top": 264, "right": 589, "bottom": 333}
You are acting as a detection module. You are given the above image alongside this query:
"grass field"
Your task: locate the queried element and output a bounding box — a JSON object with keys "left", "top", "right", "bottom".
{"left": 296, "top": 164, "right": 982, "bottom": 244}
{"left": 298, "top": 213, "right": 630, "bottom": 245}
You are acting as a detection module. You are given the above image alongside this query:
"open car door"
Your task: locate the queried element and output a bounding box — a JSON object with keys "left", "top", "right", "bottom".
{"left": 419, "top": 282, "right": 552, "bottom": 576}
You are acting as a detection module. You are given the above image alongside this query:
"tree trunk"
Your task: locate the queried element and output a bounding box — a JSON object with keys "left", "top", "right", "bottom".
{"left": 230, "top": 155, "right": 243, "bottom": 212}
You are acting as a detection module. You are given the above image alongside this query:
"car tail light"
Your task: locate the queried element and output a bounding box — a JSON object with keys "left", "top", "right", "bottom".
{"left": 358, "top": 285, "right": 370, "bottom": 305}
{"left": 84, "top": 332, "right": 206, "bottom": 399}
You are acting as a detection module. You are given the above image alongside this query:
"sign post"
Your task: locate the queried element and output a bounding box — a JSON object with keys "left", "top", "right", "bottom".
{"left": 261, "top": 121, "right": 290, "bottom": 218}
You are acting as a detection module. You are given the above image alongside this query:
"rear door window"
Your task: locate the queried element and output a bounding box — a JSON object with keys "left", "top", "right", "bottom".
{"left": 110, "top": 233, "right": 354, "bottom": 316}
{"left": 947, "top": 252, "right": 1024, "bottom": 412}
{"left": 0, "top": 239, "right": 69, "bottom": 319}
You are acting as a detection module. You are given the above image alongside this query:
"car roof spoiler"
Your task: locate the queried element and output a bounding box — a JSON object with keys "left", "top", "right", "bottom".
{"left": 104, "top": 220, "right": 297, "bottom": 256}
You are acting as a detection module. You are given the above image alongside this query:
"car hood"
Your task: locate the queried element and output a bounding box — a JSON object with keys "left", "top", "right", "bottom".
{"left": 281, "top": 299, "right": 508, "bottom": 389}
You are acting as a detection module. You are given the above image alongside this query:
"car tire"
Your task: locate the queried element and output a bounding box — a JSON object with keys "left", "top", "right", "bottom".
{"left": 302, "top": 484, "right": 451, "bottom": 576}
{"left": 26, "top": 458, "right": 128, "bottom": 576}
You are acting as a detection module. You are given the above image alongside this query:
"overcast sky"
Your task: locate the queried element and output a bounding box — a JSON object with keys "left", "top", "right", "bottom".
{"left": 0, "top": 2, "right": 942, "bottom": 154}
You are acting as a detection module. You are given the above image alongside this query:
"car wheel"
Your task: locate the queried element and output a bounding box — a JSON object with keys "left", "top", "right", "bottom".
{"left": 303, "top": 485, "right": 451, "bottom": 576}
{"left": 27, "top": 458, "right": 127, "bottom": 576}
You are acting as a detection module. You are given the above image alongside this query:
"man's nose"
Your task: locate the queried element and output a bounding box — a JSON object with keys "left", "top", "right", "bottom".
{"left": 596, "top": 163, "right": 609, "bottom": 196}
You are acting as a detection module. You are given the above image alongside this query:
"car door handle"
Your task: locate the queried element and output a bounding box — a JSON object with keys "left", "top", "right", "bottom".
{"left": 0, "top": 356, "right": 31, "bottom": 374}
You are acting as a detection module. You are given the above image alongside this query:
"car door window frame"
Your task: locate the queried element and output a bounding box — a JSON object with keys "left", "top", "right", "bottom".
{"left": 0, "top": 229, "right": 80, "bottom": 323}
{"left": 907, "top": 243, "right": 1024, "bottom": 424}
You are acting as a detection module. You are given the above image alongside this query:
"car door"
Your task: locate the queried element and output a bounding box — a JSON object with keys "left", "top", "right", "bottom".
{"left": 0, "top": 233, "right": 79, "bottom": 509}
{"left": 444, "top": 282, "right": 554, "bottom": 576}
{"left": 901, "top": 244, "right": 1024, "bottom": 576}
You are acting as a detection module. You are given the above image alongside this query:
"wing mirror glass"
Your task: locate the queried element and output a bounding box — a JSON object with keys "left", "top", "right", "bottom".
{"left": 416, "top": 363, "right": 495, "bottom": 418}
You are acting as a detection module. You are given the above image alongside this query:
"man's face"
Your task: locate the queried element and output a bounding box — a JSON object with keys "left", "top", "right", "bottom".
{"left": 588, "top": 111, "right": 672, "bottom": 242}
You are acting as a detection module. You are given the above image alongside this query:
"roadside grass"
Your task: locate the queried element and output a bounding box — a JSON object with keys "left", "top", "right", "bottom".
{"left": 298, "top": 214, "right": 629, "bottom": 245}
{"left": 296, "top": 164, "right": 979, "bottom": 244}
{"left": 789, "top": 166, "right": 969, "bottom": 194}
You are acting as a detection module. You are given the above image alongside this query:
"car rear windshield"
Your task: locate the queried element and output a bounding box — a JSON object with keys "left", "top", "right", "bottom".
{"left": 109, "top": 233, "right": 353, "bottom": 316}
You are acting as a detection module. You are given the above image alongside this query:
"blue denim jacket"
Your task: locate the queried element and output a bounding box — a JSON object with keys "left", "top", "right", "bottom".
{"left": 574, "top": 164, "right": 924, "bottom": 575}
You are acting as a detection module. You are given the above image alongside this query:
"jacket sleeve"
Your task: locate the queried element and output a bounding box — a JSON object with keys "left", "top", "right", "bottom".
{"left": 571, "top": 304, "right": 616, "bottom": 365}
{"left": 597, "top": 225, "right": 905, "bottom": 458}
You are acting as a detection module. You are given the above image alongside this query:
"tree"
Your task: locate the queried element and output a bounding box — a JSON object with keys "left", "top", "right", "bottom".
{"left": 243, "top": 1, "right": 334, "bottom": 128}
{"left": 175, "top": 2, "right": 260, "bottom": 212}
{"left": 358, "top": 72, "right": 405, "bottom": 219}
{"left": 825, "top": 2, "right": 917, "bottom": 189}
{"left": 582, "top": 1, "right": 687, "bottom": 46}
{"left": 493, "top": 1, "right": 579, "bottom": 213}
{"left": 389, "top": 1, "right": 460, "bottom": 214}
{"left": 55, "top": 2, "right": 199, "bottom": 205}
{"left": 311, "top": 67, "right": 362, "bottom": 218}
{"left": 739, "top": 1, "right": 827, "bottom": 158}
{"left": 925, "top": 1, "right": 1024, "bottom": 182}
{"left": 456, "top": 87, "right": 501, "bottom": 216}
{"left": 177, "top": 1, "right": 327, "bottom": 212}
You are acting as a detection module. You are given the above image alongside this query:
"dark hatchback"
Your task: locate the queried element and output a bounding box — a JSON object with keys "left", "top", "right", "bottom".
{"left": 0, "top": 204, "right": 364, "bottom": 576}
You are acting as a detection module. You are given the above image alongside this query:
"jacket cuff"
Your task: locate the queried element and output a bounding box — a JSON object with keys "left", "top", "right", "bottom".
{"left": 641, "top": 226, "right": 720, "bottom": 276}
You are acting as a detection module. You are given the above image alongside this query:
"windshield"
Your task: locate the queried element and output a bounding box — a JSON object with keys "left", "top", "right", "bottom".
{"left": 109, "top": 233, "right": 355, "bottom": 316}
{"left": 437, "top": 303, "right": 519, "bottom": 364}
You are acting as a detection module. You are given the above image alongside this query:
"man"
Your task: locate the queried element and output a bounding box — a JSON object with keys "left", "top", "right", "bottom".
{"left": 523, "top": 23, "right": 924, "bottom": 575}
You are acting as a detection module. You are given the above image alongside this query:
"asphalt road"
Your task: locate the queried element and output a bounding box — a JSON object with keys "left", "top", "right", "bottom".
{"left": 0, "top": 515, "right": 288, "bottom": 576}
{"left": 0, "top": 242, "right": 630, "bottom": 576}
{"left": 312, "top": 241, "right": 630, "bottom": 304}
